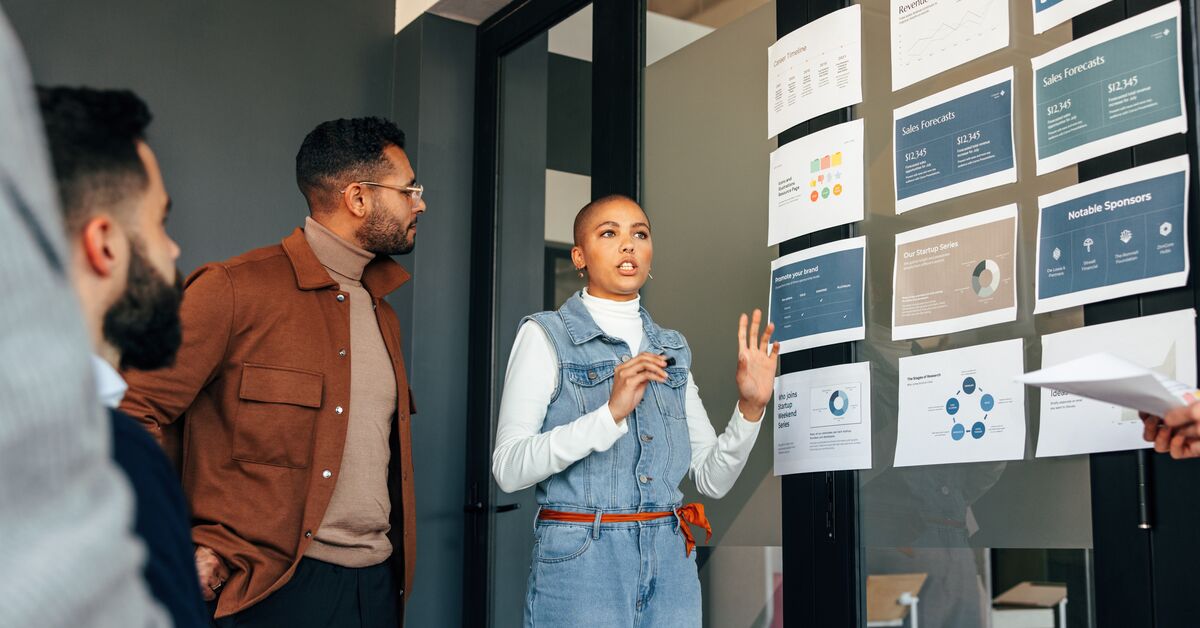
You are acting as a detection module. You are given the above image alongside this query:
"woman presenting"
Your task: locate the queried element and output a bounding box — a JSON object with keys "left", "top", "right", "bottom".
{"left": 492, "top": 194, "right": 778, "bottom": 627}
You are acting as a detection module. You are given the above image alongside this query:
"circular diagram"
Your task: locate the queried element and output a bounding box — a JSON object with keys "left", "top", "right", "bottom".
{"left": 970, "top": 259, "right": 1001, "bottom": 297}
{"left": 944, "top": 376, "right": 993, "bottom": 442}
{"left": 828, "top": 390, "right": 849, "bottom": 416}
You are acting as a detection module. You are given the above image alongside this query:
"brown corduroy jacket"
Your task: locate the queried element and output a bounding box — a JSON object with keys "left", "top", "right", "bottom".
{"left": 120, "top": 228, "right": 416, "bottom": 622}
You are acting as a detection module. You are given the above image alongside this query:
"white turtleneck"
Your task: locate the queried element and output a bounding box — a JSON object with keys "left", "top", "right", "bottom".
{"left": 492, "top": 289, "right": 761, "bottom": 499}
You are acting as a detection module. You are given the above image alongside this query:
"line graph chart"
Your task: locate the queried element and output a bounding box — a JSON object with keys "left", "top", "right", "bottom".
{"left": 891, "top": 0, "right": 1009, "bottom": 90}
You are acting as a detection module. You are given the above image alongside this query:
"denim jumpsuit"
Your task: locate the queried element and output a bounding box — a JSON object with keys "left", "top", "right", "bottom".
{"left": 523, "top": 293, "right": 700, "bottom": 627}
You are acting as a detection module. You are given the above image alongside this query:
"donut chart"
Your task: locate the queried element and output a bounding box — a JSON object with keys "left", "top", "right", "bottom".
{"left": 828, "top": 390, "right": 850, "bottom": 416}
{"left": 971, "top": 259, "right": 1001, "bottom": 297}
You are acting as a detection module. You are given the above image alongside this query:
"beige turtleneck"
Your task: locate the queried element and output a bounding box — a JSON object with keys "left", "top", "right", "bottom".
{"left": 302, "top": 216, "right": 397, "bottom": 568}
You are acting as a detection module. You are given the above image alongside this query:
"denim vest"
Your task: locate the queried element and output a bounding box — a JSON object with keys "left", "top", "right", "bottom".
{"left": 524, "top": 292, "right": 693, "bottom": 514}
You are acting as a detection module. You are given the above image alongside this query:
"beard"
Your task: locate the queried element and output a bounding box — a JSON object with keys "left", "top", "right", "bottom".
{"left": 355, "top": 203, "right": 415, "bottom": 256}
{"left": 102, "top": 239, "right": 184, "bottom": 371}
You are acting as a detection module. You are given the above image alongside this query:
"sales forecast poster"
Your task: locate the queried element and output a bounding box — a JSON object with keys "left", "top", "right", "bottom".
{"left": 767, "top": 5, "right": 863, "bottom": 139}
{"left": 891, "top": 0, "right": 1009, "bottom": 91}
{"left": 1032, "top": 2, "right": 1186, "bottom": 175}
{"left": 893, "top": 68, "right": 1016, "bottom": 214}
{"left": 768, "top": 236, "right": 866, "bottom": 354}
{"left": 1034, "top": 156, "right": 1189, "bottom": 314}
{"left": 768, "top": 119, "right": 865, "bottom": 245}
{"left": 774, "top": 361, "right": 872, "bottom": 476}
{"left": 1035, "top": 309, "right": 1196, "bottom": 458}
{"left": 892, "top": 205, "right": 1018, "bottom": 340}
{"left": 1033, "top": 0, "right": 1112, "bottom": 35}
{"left": 894, "top": 338, "right": 1027, "bottom": 468}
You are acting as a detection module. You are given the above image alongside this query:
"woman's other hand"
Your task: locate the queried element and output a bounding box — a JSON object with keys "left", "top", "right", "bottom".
{"left": 735, "top": 309, "right": 779, "bottom": 422}
{"left": 608, "top": 353, "right": 669, "bottom": 423}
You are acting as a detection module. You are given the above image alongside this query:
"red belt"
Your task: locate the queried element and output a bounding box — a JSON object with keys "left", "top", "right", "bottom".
{"left": 538, "top": 503, "right": 713, "bottom": 557}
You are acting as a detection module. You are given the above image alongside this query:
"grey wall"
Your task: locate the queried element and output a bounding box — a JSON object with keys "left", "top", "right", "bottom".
{"left": 391, "top": 13, "right": 475, "bottom": 628}
{"left": 6, "top": 0, "right": 395, "bottom": 273}
{"left": 10, "top": 3, "right": 479, "bottom": 626}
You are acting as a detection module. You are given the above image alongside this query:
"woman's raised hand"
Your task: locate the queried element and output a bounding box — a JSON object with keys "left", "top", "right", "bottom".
{"left": 608, "top": 352, "right": 669, "bottom": 424}
{"left": 735, "top": 309, "right": 779, "bottom": 422}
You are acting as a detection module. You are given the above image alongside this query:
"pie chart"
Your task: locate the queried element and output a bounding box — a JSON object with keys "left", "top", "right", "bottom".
{"left": 971, "top": 259, "right": 1001, "bottom": 297}
{"left": 828, "top": 390, "right": 849, "bottom": 416}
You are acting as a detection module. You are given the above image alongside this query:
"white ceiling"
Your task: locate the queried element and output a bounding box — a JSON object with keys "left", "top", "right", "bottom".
{"left": 425, "top": 0, "right": 510, "bottom": 26}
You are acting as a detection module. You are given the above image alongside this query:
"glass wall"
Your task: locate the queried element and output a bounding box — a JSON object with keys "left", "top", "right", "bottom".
{"left": 642, "top": 0, "right": 1118, "bottom": 625}
{"left": 853, "top": 0, "right": 1096, "bottom": 626}
{"left": 644, "top": 4, "right": 783, "bottom": 627}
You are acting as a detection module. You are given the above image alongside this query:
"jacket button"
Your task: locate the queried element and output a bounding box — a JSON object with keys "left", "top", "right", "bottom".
{"left": 587, "top": 371, "right": 597, "bottom": 380}
{"left": 336, "top": 294, "right": 346, "bottom": 302}
{"left": 335, "top": 406, "right": 344, "bottom": 415}
{"left": 338, "top": 349, "right": 347, "bottom": 358}
{"left": 620, "top": 355, "right": 631, "bottom": 362}
{"left": 305, "top": 530, "right": 313, "bottom": 538}
{"left": 639, "top": 475, "right": 650, "bottom": 484}
{"left": 323, "top": 469, "right": 332, "bottom": 479}
{"left": 641, "top": 434, "right": 653, "bottom": 443}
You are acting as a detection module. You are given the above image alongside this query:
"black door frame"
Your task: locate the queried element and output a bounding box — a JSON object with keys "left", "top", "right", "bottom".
{"left": 463, "top": 1, "right": 644, "bottom": 625}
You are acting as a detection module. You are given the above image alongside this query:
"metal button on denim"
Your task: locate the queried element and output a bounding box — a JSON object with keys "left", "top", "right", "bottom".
{"left": 322, "top": 470, "right": 332, "bottom": 479}
{"left": 638, "top": 475, "right": 650, "bottom": 483}
{"left": 338, "top": 349, "right": 346, "bottom": 358}
{"left": 336, "top": 294, "right": 345, "bottom": 302}
{"left": 620, "top": 355, "right": 631, "bottom": 362}
{"left": 641, "top": 434, "right": 653, "bottom": 443}
{"left": 335, "top": 406, "right": 344, "bottom": 415}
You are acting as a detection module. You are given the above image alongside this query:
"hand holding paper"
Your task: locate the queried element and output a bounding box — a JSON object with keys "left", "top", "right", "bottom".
{"left": 1017, "top": 352, "right": 1200, "bottom": 459}
{"left": 1016, "top": 352, "right": 1198, "bottom": 418}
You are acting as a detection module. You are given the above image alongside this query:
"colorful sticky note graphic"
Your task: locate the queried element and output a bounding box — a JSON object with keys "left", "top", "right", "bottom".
{"left": 832, "top": 152, "right": 843, "bottom": 167}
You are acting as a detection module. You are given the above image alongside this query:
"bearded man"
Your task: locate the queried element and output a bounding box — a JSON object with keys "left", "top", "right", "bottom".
{"left": 121, "top": 117, "right": 425, "bottom": 628}
{"left": 39, "top": 85, "right": 206, "bottom": 627}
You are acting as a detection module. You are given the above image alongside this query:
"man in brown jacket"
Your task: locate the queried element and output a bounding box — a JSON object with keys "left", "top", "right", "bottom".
{"left": 121, "top": 117, "right": 425, "bottom": 628}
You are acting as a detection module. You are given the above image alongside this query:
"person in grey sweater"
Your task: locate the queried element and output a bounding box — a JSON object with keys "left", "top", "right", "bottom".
{"left": 0, "top": 8, "right": 168, "bottom": 628}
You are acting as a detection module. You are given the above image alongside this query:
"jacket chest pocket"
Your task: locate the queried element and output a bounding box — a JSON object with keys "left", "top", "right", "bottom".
{"left": 652, "top": 367, "right": 689, "bottom": 419}
{"left": 564, "top": 363, "right": 616, "bottom": 416}
{"left": 233, "top": 363, "right": 324, "bottom": 468}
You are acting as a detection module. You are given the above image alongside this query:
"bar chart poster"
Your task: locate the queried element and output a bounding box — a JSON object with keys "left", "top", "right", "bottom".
{"left": 1034, "top": 156, "right": 1189, "bottom": 313}
{"left": 891, "top": 0, "right": 1009, "bottom": 91}
{"left": 768, "top": 119, "right": 865, "bottom": 245}
{"left": 893, "top": 67, "right": 1016, "bottom": 214}
{"left": 892, "top": 204, "right": 1018, "bottom": 340}
{"left": 1032, "top": 2, "right": 1186, "bottom": 175}
{"left": 1033, "top": 0, "right": 1111, "bottom": 35}
{"left": 767, "top": 5, "right": 863, "bottom": 139}
{"left": 768, "top": 236, "right": 866, "bottom": 353}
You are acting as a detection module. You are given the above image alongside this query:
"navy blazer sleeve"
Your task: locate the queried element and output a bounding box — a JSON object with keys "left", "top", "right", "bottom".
{"left": 109, "top": 408, "right": 209, "bottom": 628}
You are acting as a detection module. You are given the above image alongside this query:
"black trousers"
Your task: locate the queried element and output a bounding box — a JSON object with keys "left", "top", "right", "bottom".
{"left": 211, "top": 558, "right": 399, "bottom": 628}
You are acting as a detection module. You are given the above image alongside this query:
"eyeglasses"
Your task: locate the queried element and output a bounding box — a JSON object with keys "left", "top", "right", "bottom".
{"left": 340, "top": 181, "right": 424, "bottom": 201}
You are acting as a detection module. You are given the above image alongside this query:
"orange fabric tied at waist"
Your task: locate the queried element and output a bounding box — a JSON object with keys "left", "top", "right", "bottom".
{"left": 538, "top": 502, "right": 713, "bottom": 557}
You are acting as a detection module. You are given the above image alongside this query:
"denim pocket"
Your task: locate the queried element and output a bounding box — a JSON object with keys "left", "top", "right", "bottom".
{"left": 533, "top": 524, "right": 593, "bottom": 564}
{"left": 653, "top": 366, "right": 689, "bottom": 419}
